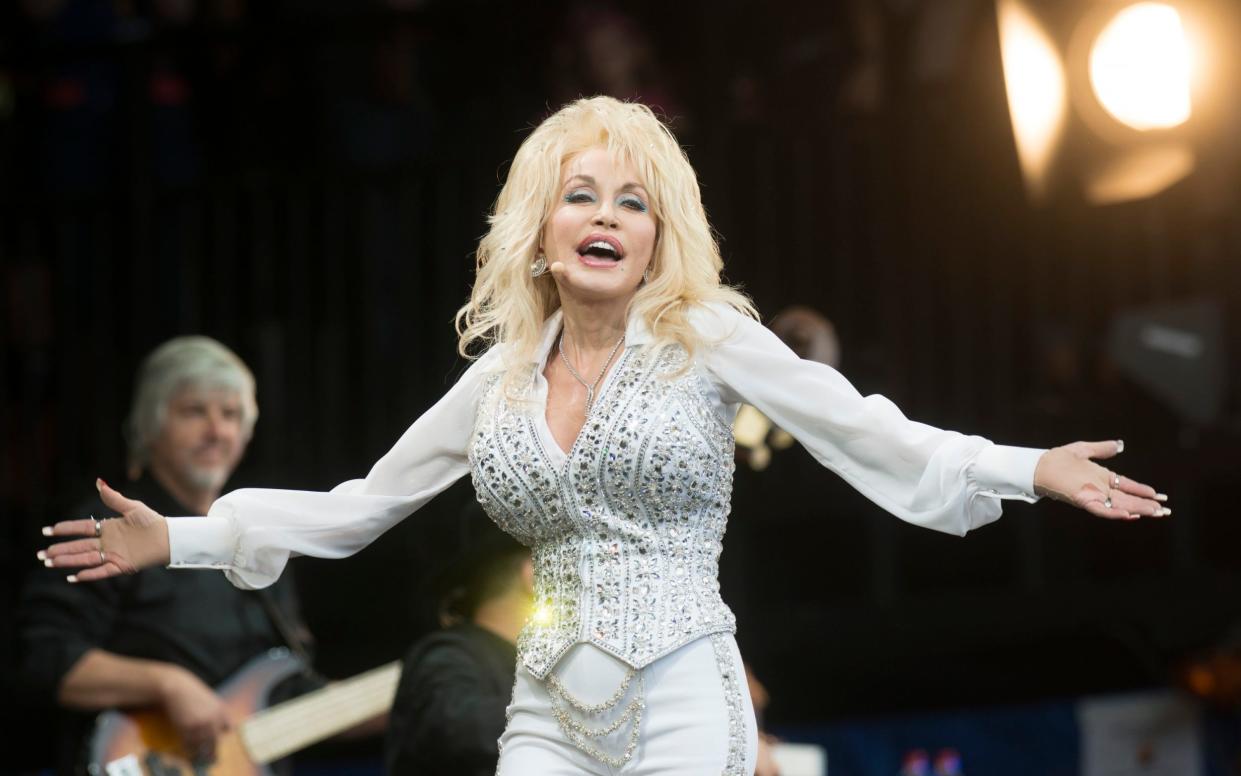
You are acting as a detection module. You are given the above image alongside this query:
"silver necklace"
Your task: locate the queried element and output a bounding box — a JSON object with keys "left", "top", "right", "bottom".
{"left": 558, "top": 330, "right": 625, "bottom": 416}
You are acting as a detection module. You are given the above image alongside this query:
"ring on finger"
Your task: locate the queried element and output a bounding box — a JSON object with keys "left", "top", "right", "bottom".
{"left": 93, "top": 518, "right": 103, "bottom": 538}
{"left": 99, "top": 550, "right": 106, "bottom": 565}
{"left": 1111, "top": 474, "right": 1121, "bottom": 488}
{"left": 1104, "top": 498, "right": 1113, "bottom": 509}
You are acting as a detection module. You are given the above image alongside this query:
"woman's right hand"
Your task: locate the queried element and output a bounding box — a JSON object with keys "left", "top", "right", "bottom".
{"left": 39, "top": 479, "right": 171, "bottom": 582}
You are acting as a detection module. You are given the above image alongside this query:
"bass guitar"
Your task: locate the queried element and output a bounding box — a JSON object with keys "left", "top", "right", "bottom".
{"left": 87, "top": 649, "right": 400, "bottom": 776}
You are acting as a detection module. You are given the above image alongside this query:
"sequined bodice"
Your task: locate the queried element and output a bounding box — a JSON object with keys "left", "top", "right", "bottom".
{"left": 468, "top": 343, "right": 737, "bottom": 678}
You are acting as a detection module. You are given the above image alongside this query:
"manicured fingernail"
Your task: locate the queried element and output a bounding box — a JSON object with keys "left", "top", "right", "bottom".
{"left": 41, "top": 526, "right": 53, "bottom": 536}
{"left": 36, "top": 550, "right": 46, "bottom": 561}
{"left": 43, "top": 558, "right": 54, "bottom": 567}
{"left": 1155, "top": 493, "right": 1168, "bottom": 501}
{"left": 1115, "top": 440, "right": 1125, "bottom": 453}
{"left": 1160, "top": 507, "right": 1172, "bottom": 516}
{"left": 96, "top": 478, "right": 104, "bottom": 492}
{"left": 1129, "top": 513, "right": 1140, "bottom": 519}
{"left": 66, "top": 575, "right": 78, "bottom": 584}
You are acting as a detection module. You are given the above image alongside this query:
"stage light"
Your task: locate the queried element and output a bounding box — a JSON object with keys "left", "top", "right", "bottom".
{"left": 1088, "top": 3, "right": 1192, "bottom": 131}
{"left": 995, "top": 0, "right": 1222, "bottom": 205}
{"left": 998, "top": 0, "right": 1069, "bottom": 199}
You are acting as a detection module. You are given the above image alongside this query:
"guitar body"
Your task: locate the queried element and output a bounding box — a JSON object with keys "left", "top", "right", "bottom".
{"left": 89, "top": 649, "right": 306, "bottom": 776}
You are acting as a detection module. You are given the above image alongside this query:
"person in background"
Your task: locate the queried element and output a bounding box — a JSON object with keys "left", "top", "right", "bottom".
{"left": 385, "top": 504, "right": 532, "bottom": 776}
{"left": 18, "top": 336, "right": 320, "bottom": 773}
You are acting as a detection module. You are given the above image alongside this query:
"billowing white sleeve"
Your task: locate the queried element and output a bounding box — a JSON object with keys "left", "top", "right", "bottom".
{"left": 166, "top": 347, "right": 504, "bottom": 589}
{"left": 697, "top": 305, "right": 1044, "bottom": 536}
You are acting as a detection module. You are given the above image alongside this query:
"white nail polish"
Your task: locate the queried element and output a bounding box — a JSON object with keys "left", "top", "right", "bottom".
{"left": 1115, "top": 440, "right": 1125, "bottom": 453}
{"left": 66, "top": 575, "right": 78, "bottom": 584}
{"left": 43, "top": 558, "right": 53, "bottom": 568}
{"left": 1155, "top": 493, "right": 1168, "bottom": 501}
{"left": 36, "top": 550, "right": 47, "bottom": 561}
{"left": 41, "top": 526, "right": 53, "bottom": 537}
{"left": 1161, "top": 507, "right": 1172, "bottom": 516}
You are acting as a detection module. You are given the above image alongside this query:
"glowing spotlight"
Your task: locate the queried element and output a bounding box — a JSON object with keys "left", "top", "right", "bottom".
{"left": 532, "top": 602, "right": 553, "bottom": 626}
{"left": 1089, "top": 3, "right": 1193, "bottom": 131}
{"left": 998, "top": 0, "right": 1068, "bottom": 199}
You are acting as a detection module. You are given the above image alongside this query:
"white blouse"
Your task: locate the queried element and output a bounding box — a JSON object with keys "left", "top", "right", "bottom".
{"left": 168, "top": 303, "right": 1043, "bottom": 591}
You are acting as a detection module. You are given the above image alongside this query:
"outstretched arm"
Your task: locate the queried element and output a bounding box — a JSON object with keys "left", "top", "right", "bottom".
{"left": 41, "top": 346, "right": 505, "bottom": 588}
{"left": 696, "top": 304, "right": 1166, "bottom": 533}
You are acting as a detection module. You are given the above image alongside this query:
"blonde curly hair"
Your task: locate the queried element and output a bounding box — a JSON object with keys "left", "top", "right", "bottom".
{"left": 455, "top": 96, "right": 756, "bottom": 380}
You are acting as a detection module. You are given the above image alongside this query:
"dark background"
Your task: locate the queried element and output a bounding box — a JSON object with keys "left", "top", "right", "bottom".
{"left": 3, "top": 0, "right": 1241, "bottom": 768}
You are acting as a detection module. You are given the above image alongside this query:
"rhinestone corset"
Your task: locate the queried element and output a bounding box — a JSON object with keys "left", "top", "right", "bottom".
{"left": 468, "top": 343, "right": 737, "bottom": 679}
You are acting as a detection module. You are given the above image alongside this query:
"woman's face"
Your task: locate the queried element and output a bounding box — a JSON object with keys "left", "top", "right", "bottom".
{"left": 542, "top": 146, "right": 656, "bottom": 303}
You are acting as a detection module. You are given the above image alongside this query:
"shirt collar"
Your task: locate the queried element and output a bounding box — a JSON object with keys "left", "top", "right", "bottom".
{"left": 531, "top": 308, "right": 653, "bottom": 364}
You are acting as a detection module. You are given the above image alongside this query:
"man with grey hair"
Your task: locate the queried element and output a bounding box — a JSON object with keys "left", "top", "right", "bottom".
{"left": 122, "top": 336, "right": 259, "bottom": 512}
{"left": 17, "top": 336, "right": 318, "bottom": 774}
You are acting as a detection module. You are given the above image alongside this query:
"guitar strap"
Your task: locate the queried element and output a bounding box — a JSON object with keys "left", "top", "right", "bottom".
{"left": 253, "top": 589, "right": 316, "bottom": 670}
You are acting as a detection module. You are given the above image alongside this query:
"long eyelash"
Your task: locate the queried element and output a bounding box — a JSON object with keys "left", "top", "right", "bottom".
{"left": 620, "top": 197, "right": 647, "bottom": 212}
{"left": 565, "top": 191, "right": 594, "bottom": 203}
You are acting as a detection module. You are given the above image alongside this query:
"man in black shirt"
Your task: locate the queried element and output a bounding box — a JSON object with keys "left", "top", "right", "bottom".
{"left": 385, "top": 507, "right": 531, "bottom": 776}
{"left": 18, "top": 336, "right": 318, "bottom": 774}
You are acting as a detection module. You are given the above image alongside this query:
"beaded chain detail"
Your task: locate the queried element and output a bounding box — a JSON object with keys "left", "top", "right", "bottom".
{"left": 710, "top": 634, "right": 747, "bottom": 775}
{"left": 546, "top": 665, "right": 638, "bottom": 713}
{"left": 545, "top": 667, "right": 646, "bottom": 768}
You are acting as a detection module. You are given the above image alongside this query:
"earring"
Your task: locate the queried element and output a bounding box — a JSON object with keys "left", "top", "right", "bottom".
{"left": 531, "top": 253, "right": 548, "bottom": 277}
{"left": 642, "top": 267, "right": 652, "bottom": 283}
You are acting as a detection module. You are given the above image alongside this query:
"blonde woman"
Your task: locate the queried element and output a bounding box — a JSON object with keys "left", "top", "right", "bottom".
{"left": 42, "top": 96, "right": 1167, "bottom": 774}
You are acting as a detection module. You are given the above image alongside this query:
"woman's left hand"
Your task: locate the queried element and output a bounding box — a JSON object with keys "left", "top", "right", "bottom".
{"left": 1033, "top": 440, "right": 1168, "bottom": 520}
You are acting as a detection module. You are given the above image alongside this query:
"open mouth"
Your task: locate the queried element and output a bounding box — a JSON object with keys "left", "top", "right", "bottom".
{"left": 575, "top": 234, "right": 625, "bottom": 267}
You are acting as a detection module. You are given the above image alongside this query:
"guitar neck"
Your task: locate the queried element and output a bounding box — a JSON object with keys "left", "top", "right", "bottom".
{"left": 239, "top": 661, "right": 401, "bottom": 764}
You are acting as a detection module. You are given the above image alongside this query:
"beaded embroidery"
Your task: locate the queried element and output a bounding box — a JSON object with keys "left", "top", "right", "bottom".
{"left": 711, "top": 633, "right": 747, "bottom": 775}
{"left": 469, "top": 343, "right": 738, "bottom": 680}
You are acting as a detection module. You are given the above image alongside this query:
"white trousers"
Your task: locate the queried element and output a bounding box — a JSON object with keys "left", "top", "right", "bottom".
{"left": 497, "top": 633, "right": 758, "bottom": 775}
